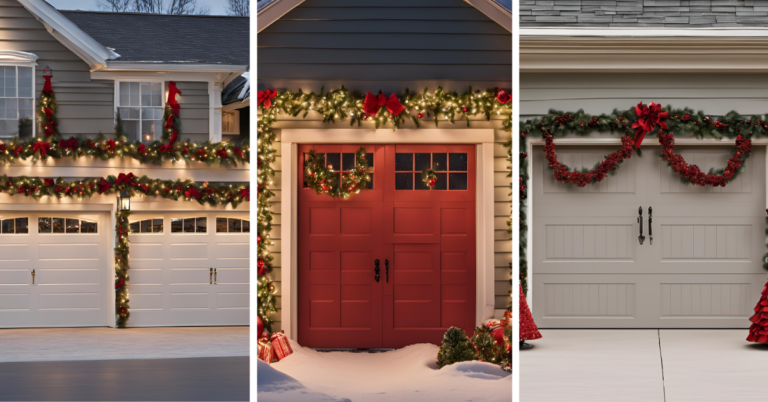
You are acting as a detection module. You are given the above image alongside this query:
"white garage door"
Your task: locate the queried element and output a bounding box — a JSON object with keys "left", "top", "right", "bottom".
{"left": 532, "top": 145, "right": 766, "bottom": 328}
{"left": 0, "top": 213, "right": 109, "bottom": 328}
{"left": 128, "top": 212, "right": 250, "bottom": 326}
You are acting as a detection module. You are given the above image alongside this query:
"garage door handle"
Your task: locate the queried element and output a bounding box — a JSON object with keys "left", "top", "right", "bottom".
{"left": 637, "top": 206, "right": 645, "bottom": 245}
{"left": 648, "top": 206, "right": 653, "bottom": 245}
{"left": 214, "top": 268, "right": 217, "bottom": 285}
{"left": 210, "top": 268, "right": 213, "bottom": 284}
{"left": 31, "top": 269, "right": 35, "bottom": 285}
{"left": 385, "top": 259, "right": 389, "bottom": 283}
{"left": 374, "top": 259, "right": 380, "bottom": 282}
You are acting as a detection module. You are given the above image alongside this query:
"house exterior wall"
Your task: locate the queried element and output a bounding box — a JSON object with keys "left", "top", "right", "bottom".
{"left": 0, "top": 0, "right": 210, "bottom": 141}
{"left": 521, "top": 0, "right": 768, "bottom": 27}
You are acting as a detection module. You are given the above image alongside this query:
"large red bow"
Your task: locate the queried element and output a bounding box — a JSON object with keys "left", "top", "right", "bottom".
{"left": 167, "top": 81, "right": 182, "bottom": 116}
{"left": 240, "top": 188, "right": 249, "bottom": 201}
{"left": 42, "top": 75, "right": 53, "bottom": 95}
{"left": 363, "top": 92, "right": 405, "bottom": 116}
{"left": 184, "top": 187, "right": 201, "bottom": 199}
{"left": 257, "top": 89, "right": 277, "bottom": 109}
{"left": 116, "top": 173, "right": 135, "bottom": 186}
{"left": 99, "top": 178, "right": 112, "bottom": 194}
{"left": 496, "top": 89, "right": 512, "bottom": 104}
{"left": 59, "top": 137, "right": 78, "bottom": 151}
{"left": 631, "top": 102, "right": 668, "bottom": 148}
{"left": 164, "top": 114, "right": 175, "bottom": 129}
{"left": 32, "top": 142, "right": 51, "bottom": 157}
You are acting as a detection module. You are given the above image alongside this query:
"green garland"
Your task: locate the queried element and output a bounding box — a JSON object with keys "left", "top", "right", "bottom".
{"left": 38, "top": 77, "right": 59, "bottom": 138}
{"left": 519, "top": 104, "right": 768, "bottom": 295}
{"left": 257, "top": 86, "right": 513, "bottom": 333}
{"left": 115, "top": 210, "right": 131, "bottom": 327}
{"left": 304, "top": 147, "right": 370, "bottom": 198}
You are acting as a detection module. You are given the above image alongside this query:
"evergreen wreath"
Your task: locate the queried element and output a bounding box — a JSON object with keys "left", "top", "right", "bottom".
{"left": 421, "top": 168, "right": 437, "bottom": 188}
{"left": 303, "top": 147, "right": 370, "bottom": 199}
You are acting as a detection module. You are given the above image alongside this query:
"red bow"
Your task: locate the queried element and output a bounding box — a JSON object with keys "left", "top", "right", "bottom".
{"left": 33, "top": 142, "right": 51, "bottom": 157}
{"left": 42, "top": 75, "right": 53, "bottom": 95}
{"left": 233, "top": 146, "right": 244, "bottom": 159}
{"left": 164, "top": 114, "right": 175, "bottom": 129}
{"left": 137, "top": 143, "right": 147, "bottom": 155}
{"left": 167, "top": 81, "right": 182, "bottom": 116}
{"left": 184, "top": 187, "right": 201, "bottom": 199}
{"left": 99, "top": 178, "right": 112, "bottom": 194}
{"left": 496, "top": 89, "right": 512, "bottom": 104}
{"left": 54, "top": 185, "right": 63, "bottom": 193}
{"left": 0, "top": 143, "right": 6, "bottom": 153}
{"left": 13, "top": 146, "right": 21, "bottom": 157}
{"left": 59, "top": 137, "right": 78, "bottom": 151}
{"left": 116, "top": 173, "right": 135, "bottom": 187}
{"left": 217, "top": 148, "right": 228, "bottom": 159}
{"left": 43, "top": 179, "right": 55, "bottom": 187}
{"left": 105, "top": 139, "right": 116, "bottom": 151}
{"left": 115, "top": 276, "right": 125, "bottom": 289}
{"left": 257, "top": 89, "right": 277, "bottom": 109}
{"left": 631, "top": 102, "right": 668, "bottom": 148}
{"left": 169, "top": 130, "right": 178, "bottom": 145}
{"left": 363, "top": 92, "right": 405, "bottom": 116}
{"left": 240, "top": 188, "right": 249, "bottom": 201}
{"left": 43, "top": 121, "right": 57, "bottom": 137}
{"left": 44, "top": 107, "right": 54, "bottom": 119}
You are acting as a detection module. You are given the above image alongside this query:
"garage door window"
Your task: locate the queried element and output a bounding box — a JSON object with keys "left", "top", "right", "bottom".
{"left": 38, "top": 217, "right": 98, "bottom": 234}
{"left": 394, "top": 152, "right": 467, "bottom": 190}
{"left": 129, "top": 218, "right": 163, "bottom": 234}
{"left": 216, "top": 218, "right": 250, "bottom": 233}
{"left": 1, "top": 217, "right": 28, "bottom": 234}
{"left": 302, "top": 152, "right": 374, "bottom": 190}
{"left": 171, "top": 217, "right": 207, "bottom": 233}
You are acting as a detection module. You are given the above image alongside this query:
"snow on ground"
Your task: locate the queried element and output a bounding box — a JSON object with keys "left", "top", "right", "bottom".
{"left": 258, "top": 339, "right": 511, "bottom": 402}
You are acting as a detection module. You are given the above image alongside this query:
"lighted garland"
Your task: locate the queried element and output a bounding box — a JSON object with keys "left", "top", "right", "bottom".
{"left": 38, "top": 71, "right": 59, "bottom": 138}
{"left": 519, "top": 103, "right": 768, "bottom": 295}
{"left": 257, "top": 86, "right": 513, "bottom": 333}
{"left": 421, "top": 168, "right": 437, "bottom": 188}
{"left": 115, "top": 210, "right": 131, "bottom": 327}
{"left": 304, "top": 147, "right": 370, "bottom": 198}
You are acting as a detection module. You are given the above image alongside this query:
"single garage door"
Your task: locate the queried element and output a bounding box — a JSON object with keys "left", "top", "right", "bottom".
{"left": 532, "top": 145, "right": 766, "bottom": 328}
{"left": 128, "top": 212, "right": 250, "bottom": 326}
{"left": 0, "top": 212, "right": 109, "bottom": 328}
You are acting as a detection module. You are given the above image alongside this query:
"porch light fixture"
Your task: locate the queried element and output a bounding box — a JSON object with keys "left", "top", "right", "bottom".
{"left": 117, "top": 190, "right": 131, "bottom": 211}
{"left": 43, "top": 66, "right": 52, "bottom": 77}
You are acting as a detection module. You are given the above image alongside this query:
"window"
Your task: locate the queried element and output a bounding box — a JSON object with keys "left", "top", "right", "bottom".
{"left": 395, "top": 152, "right": 468, "bottom": 191}
{"left": 223, "top": 110, "right": 240, "bottom": 135}
{"left": 0, "top": 66, "right": 33, "bottom": 138}
{"left": 302, "top": 151, "right": 374, "bottom": 189}
{"left": 129, "top": 218, "right": 163, "bottom": 234}
{"left": 216, "top": 218, "right": 250, "bottom": 233}
{"left": 117, "top": 81, "right": 163, "bottom": 142}
{"left": 1, "top": 217, "right": 28, "bottom": 234}
{"left": 38, "top": 217, "right": 98, "bottom": 234}
{"left": 171, "top": 217, "right": 207, "bottom": 233}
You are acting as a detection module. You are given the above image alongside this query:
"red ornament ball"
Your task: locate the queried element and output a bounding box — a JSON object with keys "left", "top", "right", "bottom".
{"left": 258, "top": 259, "right": 265, "bottom": 268}
{"left": 257, "top": 316, "right": 265, "bottom": 337}
{"left": 429, "top": 178, "right": 436, "bottom": 186}
{"left": 417, "top": 113, "right": 424, "bottom": 119}
{"left": 462, "top": 107, "right": 468, "bottom": 113}
{"left": 257, "top": 235, "right": 262, "bottom": 244}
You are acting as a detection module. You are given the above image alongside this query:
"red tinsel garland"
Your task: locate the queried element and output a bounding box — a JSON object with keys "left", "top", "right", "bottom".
{"left": 544, "top": 133, "right": 636, "bottom": 187}
{"left": 658, "top": 131, "right": 752, "bottom": 187}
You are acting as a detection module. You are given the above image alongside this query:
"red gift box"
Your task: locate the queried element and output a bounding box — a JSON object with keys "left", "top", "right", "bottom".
{"left": 258, "top": 334, "right": 274, "bottom": 364}
{"left": 271, "top": 330, "right": 294, "bottom": 361}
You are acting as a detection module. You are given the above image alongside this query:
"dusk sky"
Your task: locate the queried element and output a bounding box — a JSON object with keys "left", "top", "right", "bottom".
{"left": 47, "top": 0, "right": 231, "bottom": 15}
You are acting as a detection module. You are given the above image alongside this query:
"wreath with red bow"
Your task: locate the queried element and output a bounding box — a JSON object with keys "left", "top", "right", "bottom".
{"left": 303, "top": 147, "right": 370, "bottom": 199}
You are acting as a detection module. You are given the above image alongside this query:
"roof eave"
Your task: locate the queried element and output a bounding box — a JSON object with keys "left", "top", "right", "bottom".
{"left": 463, "top": 0, "right": 511, "bottom": 33}
{"left": 96, "top": 62, "right": 248, "bottom": 73}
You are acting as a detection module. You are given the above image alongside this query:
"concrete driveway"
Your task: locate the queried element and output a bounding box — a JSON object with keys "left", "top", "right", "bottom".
{"left": 521, "top": 329, "right": 766, "bottom": 402}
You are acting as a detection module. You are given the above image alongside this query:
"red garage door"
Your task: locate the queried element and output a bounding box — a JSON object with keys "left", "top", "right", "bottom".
{"left": 298, "top": 144, "right": 476, "bottom": 349}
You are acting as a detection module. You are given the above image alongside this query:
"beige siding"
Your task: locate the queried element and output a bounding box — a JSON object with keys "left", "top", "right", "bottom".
{"left": 0, "top": 1, "right": 209, "bottom": 140}
{"left": 264, "top": 116, "right": 511, "bottom": 331}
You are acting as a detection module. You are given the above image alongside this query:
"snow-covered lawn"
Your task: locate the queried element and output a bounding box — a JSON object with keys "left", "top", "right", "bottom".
{"left": 258, "top": 339, "right": 511, "bottom": 402}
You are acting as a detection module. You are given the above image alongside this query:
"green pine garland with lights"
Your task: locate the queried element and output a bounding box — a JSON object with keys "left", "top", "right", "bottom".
{"left": 38, "top": 74, "right": 59, "bottom": 138}
{"left": 519, "top": 104, "right": 768, "bottom": 295}
{"left": 304, "top": 147, "right": 370, "bottom": 199}
{"left": 257, "top": 86, "right": 513, "bottom": 334}
{"left": 115, "top": 210, "right": 131, "bottom": 327}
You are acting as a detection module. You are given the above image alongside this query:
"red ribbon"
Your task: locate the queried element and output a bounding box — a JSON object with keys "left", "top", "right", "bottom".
{"left": 42, "top": 75, "right": 53, "bottom": 95}
{"left": 58, "top": 137, "right": 78, "bottom": 152}
{"left": 169, "top": 130, "right": 178, "bottom": 145}
{"left": 116, "top": 173, "right": 135, "bottom": 187}
{"left": 43, "top": 179, "right": 55, "bottom": 187}
{"left": 631, "top": 102, "right": 668, "bottom": 148}
{"left": 240, "top": 188, "right": 249, "bottom": 201}
{"left": 233, "top": 146, "right": 244, "bottom": 159}
{"left": 106, "top": 139, "right": 116, "bottom": 151}
{"left": 32, "top": 142, "right": 51, "bottom": 157}
{"left": 363, "top": 92, "right": 405, "bottom": 116}
{"left": 216, "top": 148, "right": 228, "bottom": 159}
{"left": 257, "top": 89, "right": 277, "bottom": 109}
{"left": 137, "top": 143, "right": 146, "bottom": 155}
{"left": 13, "top": 146, "right": 21, "bottom": 157}
{"left": 115, "top": 276, "right": 125, "bottom": 289}
{"left": 0, "top": 143, "right": 6, "bottom": 153}
{"left": 167, "top": 81, "right": 182, "bottom": 116}
{"left": 184, "top": 187, "right": 201, "bottom": 199}
{"left": 164, "top": 114, "right": 175, "bottom": 129}
{"left": 496, "top": 89, "right": 512, "bottom": 104}
{"left": 99, "top": 178, "right": 112, "bottom": 194}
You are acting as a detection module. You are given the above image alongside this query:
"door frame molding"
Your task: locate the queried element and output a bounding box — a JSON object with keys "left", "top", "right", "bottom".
{"left": 280, "top": 128, "right": 497, "bottom": 340}
{"left": 526, "top": 137, "right": 768, "bottom": 310}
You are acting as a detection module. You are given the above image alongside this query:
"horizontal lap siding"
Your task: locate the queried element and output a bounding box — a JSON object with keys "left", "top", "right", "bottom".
{"left": 175, "top": 82, "right": 210, "bottom": 143}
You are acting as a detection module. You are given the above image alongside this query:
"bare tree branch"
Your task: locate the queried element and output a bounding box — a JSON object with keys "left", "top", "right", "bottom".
{"left": 166, "top": 0, "right": 210, "bottom": 15}
{"left": 97, "top": 0, "right": 132, "bottom": 12}
{"left": 99, "top": 0, "right": 210, "bottom": 15}
{"left": 226, "top": 0, "right": 249, "bottom": 16}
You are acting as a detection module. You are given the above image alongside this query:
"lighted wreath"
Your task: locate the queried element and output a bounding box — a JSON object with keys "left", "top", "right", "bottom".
{"left": 421, "top": 168, "right": 437, "bottom": 188}
{"left": 304, "top": 147, "right": 370, "bottom": 199}
{"left": 544, "top": 133, "right": 636, "bottom": 187}
{"left": 659, "top": 131, "right": 752, "bottom": 187}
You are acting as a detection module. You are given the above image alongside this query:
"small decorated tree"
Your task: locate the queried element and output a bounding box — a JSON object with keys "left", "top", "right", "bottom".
{"left": 472, "top": 325, "right": 511, "bottom": 372}
{"left": 436, "top": 327, "right": 478, "bottom": 368}
{"left": 747, "top": 279, "right": 768, "bottom": 343}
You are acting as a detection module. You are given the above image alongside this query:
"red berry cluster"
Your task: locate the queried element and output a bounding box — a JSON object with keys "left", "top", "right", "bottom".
{"left": 659, "top": 131, "right": 751, "bottom": 187}
{"left": 554, "top": 114, "right": 573, "bottom": 126}
{"left": 588, "top": 117, "right": 599, "bottom": 127}
{"left": 544, "top": 134, "right": 635, "bottom": 187}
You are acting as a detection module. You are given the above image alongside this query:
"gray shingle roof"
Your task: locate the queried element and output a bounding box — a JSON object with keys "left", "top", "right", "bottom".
{"left": 61, "top": 11, "right": 248, "bottom": 65}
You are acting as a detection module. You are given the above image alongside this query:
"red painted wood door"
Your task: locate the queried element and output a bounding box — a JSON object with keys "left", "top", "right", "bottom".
{"left": 298, "top": 144, "right": 475, "bottom": 349}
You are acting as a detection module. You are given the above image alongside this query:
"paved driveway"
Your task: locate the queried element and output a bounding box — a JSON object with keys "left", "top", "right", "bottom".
{"left": 521, "top": 329, "right": 765, "bottom": 402}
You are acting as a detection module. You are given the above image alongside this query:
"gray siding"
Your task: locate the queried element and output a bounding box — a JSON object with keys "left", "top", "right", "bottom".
{"left": 0, "top": 1, "right": 209, "bottom": 141}
{"left": 521, "top": 0, "right": 768, "bottom": 27}
{"left": 258, "top": 0, "right": 511, "bottom": 93}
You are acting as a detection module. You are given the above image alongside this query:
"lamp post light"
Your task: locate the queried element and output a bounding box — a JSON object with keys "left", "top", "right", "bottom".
{"left": 117, "top": 190, "right": 131, "bottom": 212}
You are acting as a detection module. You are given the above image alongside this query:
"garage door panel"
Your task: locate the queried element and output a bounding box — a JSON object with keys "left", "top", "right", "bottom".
{"left": 129, "top": 291, "right": 163, "bottom": 310}
{"left": 216, "top": 268, "right": 248, "bottom": 284}
{"left": 130, "top": 242, "right": 165, "bottom": 261}
{"left": 38, "top": 243, "right": 99, "bottom": 261}
{"left": 38, "top": 292, "right": 100, "bottom": 310}
{"left": 170, "top": 268, "right": 211, "bottom": 285}
{"left": 37, "top": 269, "right": 99, "bottom": 285}
{"left": 0, "top": 293, "right": 31, "bottom": 310}
{"left": 170, "top": 292, "right": 209, "bottom": 309}
{"left": 216, "top": 292, "right": 249, "bottom": 309}
{"left": 0, "top": 269, "right": 32, "bottom": 285}
{"left": 0, "top": 243, "right": 30, "bottom": 262}
{"left": 129, "top": 269, "right": 163, "bottom": 284}
{"left": 216, "top": 242, "right": 249, "bottom": 260}
{"left": 170, "top": 243, "right": 210, "bottom": 260}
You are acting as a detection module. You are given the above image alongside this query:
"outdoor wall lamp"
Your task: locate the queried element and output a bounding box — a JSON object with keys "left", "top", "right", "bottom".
{"left": 118, "top": 190, "right": 131, "bottom": 211}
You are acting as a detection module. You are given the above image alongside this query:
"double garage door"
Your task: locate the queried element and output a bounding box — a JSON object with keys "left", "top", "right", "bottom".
{"left": 532, "top": 145, "right": 767, "bottom": 328}
{"left": 0, "top": 211, "right": 249, "bottom": 328}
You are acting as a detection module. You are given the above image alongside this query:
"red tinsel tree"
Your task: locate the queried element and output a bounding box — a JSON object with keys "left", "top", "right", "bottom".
{"left": 747, "top": 279, "right": 768, "bottom": 343}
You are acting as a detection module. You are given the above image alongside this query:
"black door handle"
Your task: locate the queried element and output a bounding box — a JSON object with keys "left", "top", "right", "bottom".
{"left": 374, "top": 259, "right": 380, "bottom": 282}
{"left": 648, "top": 206, "right": 653, "bottom": 245}
{"left": 385, "top": 259, "right": 389, "bottom": 283}
{"left": 637, "top": 206, "right": 645, "bottom": 245}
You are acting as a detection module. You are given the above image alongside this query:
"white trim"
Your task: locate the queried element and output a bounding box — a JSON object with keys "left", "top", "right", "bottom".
{"left": 522, "top": 27, "right": 768, "bottom": 38}
{"left": 0, "top": 61, "right": 37, "bottom": 139}
{"left": 279, "top": 128, "right": 496, "bottom": 340}
{"left": 96, "top": 63, "right": 248, "bottom": 73}
{"left": 0, "top": 51, "right": 38, "bottom": 64}
{"left": 209, "top": 81, "right": 223, "bottom": 142}
{"left": 464, "top": 0, "right": 512, "bottom": 33}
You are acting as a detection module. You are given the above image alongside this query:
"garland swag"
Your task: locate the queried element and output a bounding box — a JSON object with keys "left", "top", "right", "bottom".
{"left": 116, "top": 210, "right": 131, "bottom": 327}
{"left": 38, "top": 74, "right": 59, "bottom": 138}
{"left": 257, "top": 86, "right": 513, "bottom": 332}
{"left": 519, "top": 103, "right": 768, "bottom": 295}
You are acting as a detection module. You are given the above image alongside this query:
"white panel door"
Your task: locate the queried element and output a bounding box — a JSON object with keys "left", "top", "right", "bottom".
{"left": 0, "top": 213, "right": 108, "bottom": 328}
{"left": 532, "top": 145, "right": 766, "bottom": 328}
{"left": 128, "top": 212, "right": 249, "bottom": 326}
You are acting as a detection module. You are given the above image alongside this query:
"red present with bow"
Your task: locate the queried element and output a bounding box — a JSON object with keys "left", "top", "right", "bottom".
{"left": 485, "top": 319, "right": 506, "bottom": 347}
{"left": 363, "top": 92, "right": 405, "bottom": 117}
{"left": 270, "top": 330, "right": 293, "bottom": 361}
{"left": 258, "top": 333, "right": 275, "bottom": 364}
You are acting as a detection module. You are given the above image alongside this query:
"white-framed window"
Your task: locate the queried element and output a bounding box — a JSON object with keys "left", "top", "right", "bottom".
{"left": 116, "top": 81, "right": 164, "bottom": 142}
{"left": 223, "top": 110, "right": 239, "bottom": 135}
{"left": 171, "top": 217, "right": 207, "bottom": 234}
{"left": 129, "top": 218, "right": 164, "bottom": 234}
{"left": 0, "top": 65, "right": 34, "bottom": 138}
{"left": 38, "top": 217, "right": 98, "bottom": 234}
{"left": 216, "top": 217, "right": 250, "bottom": 233}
